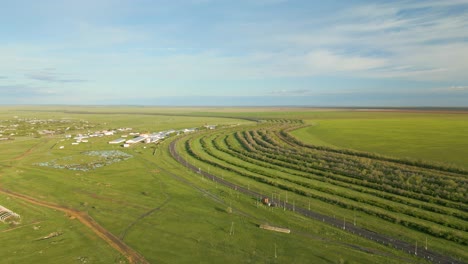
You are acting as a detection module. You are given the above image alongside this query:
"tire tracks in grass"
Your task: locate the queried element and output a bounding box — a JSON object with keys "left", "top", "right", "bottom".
{"left": 0, "top": 188, "right": 149, "bottom": 264}
{"left": 119, "top": 195, "right": 172, "bottom": 241}
{"left": 11, "top": 139, "right": 49, "bottom": 161}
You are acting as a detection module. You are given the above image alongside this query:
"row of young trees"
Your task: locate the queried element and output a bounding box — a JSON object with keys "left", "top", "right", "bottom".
{"left": 279, "top": 125, "right": 468, "bottom": 175}
{"left": 219, "top": 131, "right": 468, "bottom": 225}
{"left": 180, "top": 122, "right": 467, "bottom": 245}
{"left": 237, "top": 129, "right": 468, "bottom": 226}
{"left": 260, "top": 127, "right": 467, "bottom": 205}
{"left": 244, "top": 129, "right": 467, "bottom": 212}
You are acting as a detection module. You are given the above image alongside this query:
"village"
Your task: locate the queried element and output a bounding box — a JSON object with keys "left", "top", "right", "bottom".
{"left": 0, "top": 116, "right": 94, "bottom": 140}
{"left": 0, "top": 115, "right": 217, "bottom": 149}
{"left": 58, "top": 125, "right": 217, "bottom": 149}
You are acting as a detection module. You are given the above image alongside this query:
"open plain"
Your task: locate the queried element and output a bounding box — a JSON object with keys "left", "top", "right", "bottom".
{"left": 0, "top": 106, "right": 467, "bottom": 264}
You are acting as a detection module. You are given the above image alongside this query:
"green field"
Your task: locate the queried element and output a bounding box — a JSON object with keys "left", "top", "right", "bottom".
{"left": 0, "top": 193, "right": 122, "bottom": 263}
{"left": 0, "top": 106, "right": 466, "bottom": 263}
{"left": 290, "top": 112, "right": 468, "bottom": 169}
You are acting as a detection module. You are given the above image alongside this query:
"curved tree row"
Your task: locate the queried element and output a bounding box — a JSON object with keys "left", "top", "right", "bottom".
{"left": 179, "top": 121, "right": 468, "bottom": 246}
{"left": 213, "top": 131, "right": 468, "bottom": 227}
{"left": 250, "top": 128, "right": 468, "bottom": 208}
{"left": 279, "top": 124, "right": 468, "bottom": 176}
{"left": 206, "top": 130, "right": 468, "bottom": 234}
{"left": 170, "top": 137, "right": 465, "bottom": 264}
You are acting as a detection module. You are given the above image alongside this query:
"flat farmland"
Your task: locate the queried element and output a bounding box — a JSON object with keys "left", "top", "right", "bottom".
{"left": 0, "top": 106, "right": 466, "bottom": 263}
{"left": 291, "top": 112, "right": 468, "bottom": 169}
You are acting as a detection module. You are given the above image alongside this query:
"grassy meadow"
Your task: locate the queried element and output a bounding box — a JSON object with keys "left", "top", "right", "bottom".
{"left": 290, "top": 112, "right": 468, "bottom": 169}
{"left": 0, "top": 106, "right": 466, "bottom": 263}
{"left": 0, "top": 193, "right": 122, "bottom": 263}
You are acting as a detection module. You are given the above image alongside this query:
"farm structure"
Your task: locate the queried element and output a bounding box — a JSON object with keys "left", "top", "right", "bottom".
{"left": 126, "top": 135, "right": 148, "bottom": 144}
{"left": 74, "top": 135, "right": 89, "bottom": 141}
{"left": 183, "top": 128, "right": 197, "bottom": 133}
{"left": 0, "top": 205, "right": 20, "bottom": 223}
{"left": 124, "top": 130, "right": 176, "bottom": 146}
{"left": 108, "top": 138, "right": 126, "bottom": 144}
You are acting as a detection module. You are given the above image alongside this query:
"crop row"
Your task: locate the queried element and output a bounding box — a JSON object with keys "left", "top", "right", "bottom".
{"left": 279, "top": 124, "right": 468, "bottom": 176}
{"left": 246, "top": 131, "right": 467, "bottom": 212}
{"left": 245, "top": 128, "right": 468, "bottom": 218}
{"left": 216, "top": 131, "right": 468, "bottom": 224}
{"left": 253, "top": 128, "right": 467, "bottom": 206}
{"left": 180, "top": 128, "right": 467, "bottom": 245}
{"left": 217, "top": 130, "right": 468, "bottom": 228}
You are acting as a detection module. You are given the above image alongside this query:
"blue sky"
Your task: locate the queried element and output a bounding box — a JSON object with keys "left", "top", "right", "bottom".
{"left": 1, "top": 0, "right": 468, "bottom": 106}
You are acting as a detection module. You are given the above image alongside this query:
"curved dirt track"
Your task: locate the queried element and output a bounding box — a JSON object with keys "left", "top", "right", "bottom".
{"left": 169, "top": 139, "right": 464, "bottom": 264}
{"left": 0, "top": 188, "right": 149, "bottom": 264}
{"left": 11, "top": 139, "right": 48, "bottom": 161}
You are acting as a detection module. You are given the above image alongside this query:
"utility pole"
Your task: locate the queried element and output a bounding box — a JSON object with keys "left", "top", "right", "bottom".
{"left": 343, "top": 217, "right": 346, "bottom": 230}
{"left": 308, "top": 200, "right": 310, "bottom": 211}
{"left": 274, "top": 243, "right": 277, "bottom": 259}
{"left": 415, "top": 241, "right": 417, "bottom": 256}
{"left": 425, "top": 237, "right": 427, "bottom": 250}
{"left": 354, "top": 211, "right": 356, "bottom": 226}
{"left": 230, "top": 222, "right": 234, "bottom": 235}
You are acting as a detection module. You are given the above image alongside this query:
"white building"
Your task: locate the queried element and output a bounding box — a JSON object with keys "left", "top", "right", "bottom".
{"left": 109, "top": 138, "right": 126, "bottom": 144}
{"left": 125, "top": 135, "right": 148, "bottom": 144}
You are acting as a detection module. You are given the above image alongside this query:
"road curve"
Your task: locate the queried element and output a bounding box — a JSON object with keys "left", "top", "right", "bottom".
{"left": 0, "top": 188, "right": 149, "bottom": 264}
{"left": 169, "top": 138, "right": 464, "bottom": 264}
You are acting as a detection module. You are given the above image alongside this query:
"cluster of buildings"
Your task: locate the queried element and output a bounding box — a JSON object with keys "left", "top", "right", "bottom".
{"left": 0, "top": 116, "right": 94, "bottom": 138}
{"left": 110, "top": 128, "right": 199, "bottom": 147}
{"left": 57, "top": 126, "right": 205, "bottom": 149}
{"left": 59, "top": 128, "right": 133, "bottom": 148}
{"left": 0, "top": 124, "right": 17, "bottom": 137}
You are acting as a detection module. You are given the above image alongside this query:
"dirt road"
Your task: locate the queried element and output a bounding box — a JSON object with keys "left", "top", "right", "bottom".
{"left": 0, "top": 188, "right": 149, "bottom": 264}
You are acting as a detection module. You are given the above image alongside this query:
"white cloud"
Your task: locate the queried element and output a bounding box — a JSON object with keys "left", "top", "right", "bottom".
{"left": 1, "top": 0, "right": 468, "bottom": 104}
{"left": 432, "top": 86, "right": 468, "bottom": 92}
{"left": 273, "top": 1, "right": 468, "bottom": 81}
{"left": 305, "top": 50, "right": 386, "bottom": 73}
